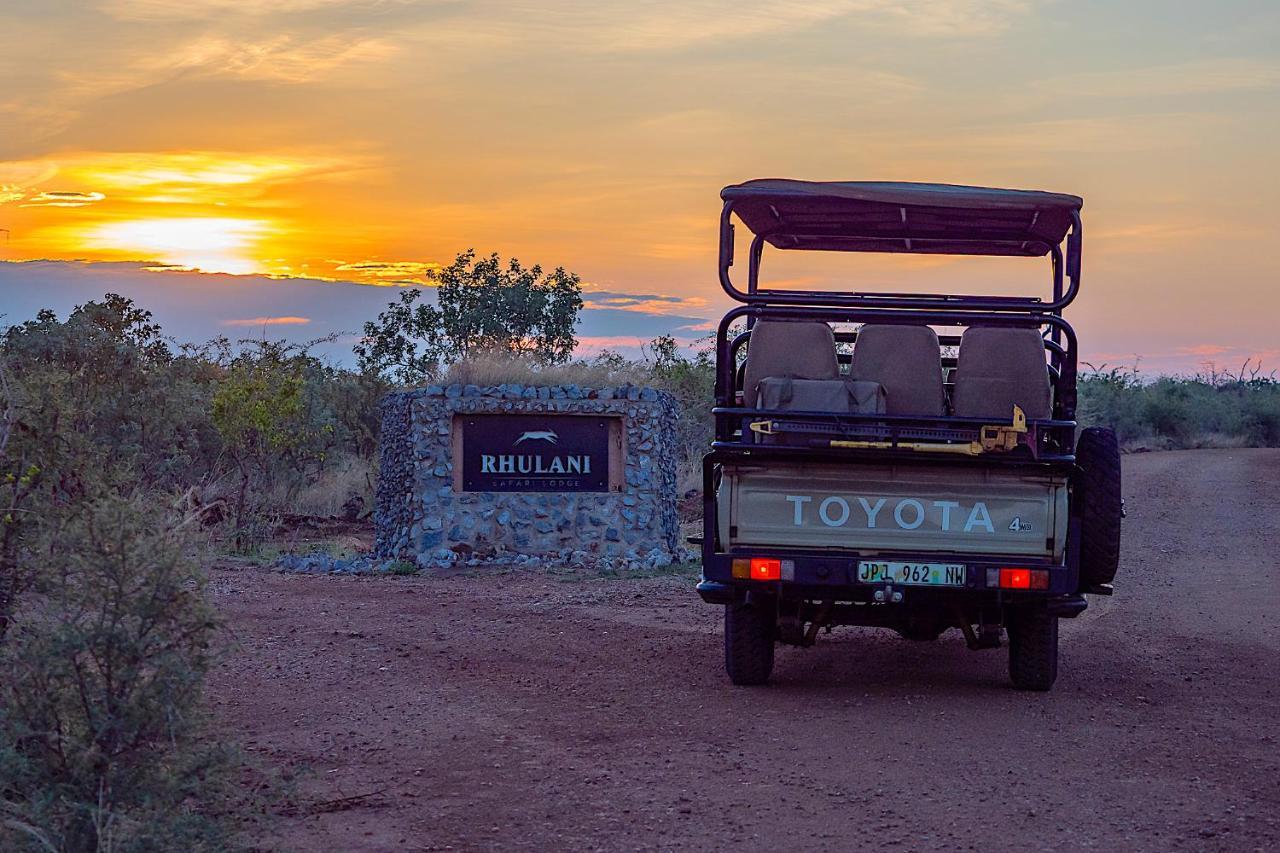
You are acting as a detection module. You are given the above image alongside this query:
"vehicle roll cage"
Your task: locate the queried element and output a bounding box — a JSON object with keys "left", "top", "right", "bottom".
{"left": 709, "top": 182, "right": 1085, "bottom": 465}
{"left": 717, "top": 200, "right": 1083, "bottom": 315}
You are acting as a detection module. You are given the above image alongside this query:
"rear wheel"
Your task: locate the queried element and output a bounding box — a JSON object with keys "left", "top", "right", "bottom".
{"left": 1007, "top": 608, "right": 1058, "bottom": 691}
{"left": 725, "top": 596, "right": 775, "bottom": 686}
{"left": 1076, "top": 427, "right": 1123, "bottom": 587}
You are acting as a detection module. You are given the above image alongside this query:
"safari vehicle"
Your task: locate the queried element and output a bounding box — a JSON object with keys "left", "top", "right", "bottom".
{"left": 695, "top": 180, "right": 1122, "bottom": 691}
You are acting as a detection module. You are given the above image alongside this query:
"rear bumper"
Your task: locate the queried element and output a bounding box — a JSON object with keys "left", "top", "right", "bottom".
{"left": 697, "top": 550, "right": 1088, "bottom": 617}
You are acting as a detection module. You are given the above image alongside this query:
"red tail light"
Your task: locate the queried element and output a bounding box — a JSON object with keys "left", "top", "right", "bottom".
{"left": 1000, "top": 568, "right": 1031, "bottom": 589}
{"left": 750, "top": 558, "right": 781, "bottom": 581}
{"left": 998, "top": 568, "right": 1049, "bottom": 590}
{"left": 732, "top": 557, "right": 783, "bottom": 581}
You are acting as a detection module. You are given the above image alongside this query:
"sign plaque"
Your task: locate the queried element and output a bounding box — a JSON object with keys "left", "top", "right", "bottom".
{"left": 458, "top": 415, "right": 615, "bottom": 492}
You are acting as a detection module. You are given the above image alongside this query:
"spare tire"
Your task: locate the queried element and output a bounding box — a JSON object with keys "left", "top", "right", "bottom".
{"left": 1075, "top": 427, "right": 1123, "bottom": 587}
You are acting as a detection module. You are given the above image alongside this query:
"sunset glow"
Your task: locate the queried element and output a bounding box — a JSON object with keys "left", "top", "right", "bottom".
{"left": 1, "top": 1, "right": 1278, "bottom": 370}
{"left": 80, "top": 218, "right": 274, "bottom": 275}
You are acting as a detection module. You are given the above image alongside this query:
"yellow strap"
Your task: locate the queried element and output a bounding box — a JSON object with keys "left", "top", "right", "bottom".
{"left": 829, "top": 439, "right": 983, "bottom": 456}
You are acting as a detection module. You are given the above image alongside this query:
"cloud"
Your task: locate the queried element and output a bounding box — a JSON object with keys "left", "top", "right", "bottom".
{"left": 1036, "top": 58, "right": 1280, "bottom": 99}
{"left": 1, "top": 151, "right": 366, "bottom": 215}
{"left": 0, "top": 161, "right": 60, "bottom": 204}
{"left": 135, "top": 33, "right": 399, "bottom": 84}
{"left": 61, "top": 151, "right": 354, "bottom": 193}
{"left": 519, "top": 0, "right": 1034, "bottom": 53}
{"left": 581, "top": 290, "right": 710, "bottom": 315}
{"left": 95, "top": 0, "right": 409, "bottom": 21}
{"left": 1177, "top": 344, "right": 1230, "bottom": 357}
{"left": 332, "top": 260, "right": 441, "bottom": 280}
{"left": 20, "top": 191, "right": 106, "bottom": 208}
{"left": 222, "top": 315, "right": 311, "bottom": 326}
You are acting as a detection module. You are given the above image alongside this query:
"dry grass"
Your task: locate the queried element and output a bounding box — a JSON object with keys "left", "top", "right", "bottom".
{"left": 285, "top": 455, "right": 376, "bottom": 517}
{"left": 442, "top": 353, "right": 648, "bottom": 388}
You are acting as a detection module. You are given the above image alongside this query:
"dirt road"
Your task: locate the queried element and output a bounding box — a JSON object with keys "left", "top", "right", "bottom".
{"left": 208, "top": 449, "right": 1280, "bottom": 851}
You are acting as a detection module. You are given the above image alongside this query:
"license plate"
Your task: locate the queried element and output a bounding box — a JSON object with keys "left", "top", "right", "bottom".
{"left": 857, "top": 561, "right": 966, "bottom": 586}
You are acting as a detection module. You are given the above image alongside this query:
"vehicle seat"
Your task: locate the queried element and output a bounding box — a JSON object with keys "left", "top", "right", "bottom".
{"left": 951, "top": 327, "right": 1052, "bottom": 420}
{"left": 848, "top": 324, "right": 946, "bottom": 416}
{"left": 742, "top": 320, "right": 840, "bottom": 408}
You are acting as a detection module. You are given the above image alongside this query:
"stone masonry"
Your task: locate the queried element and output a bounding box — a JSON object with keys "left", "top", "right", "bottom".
{"left": 375, "top": 383, "right": 684, "bottom": 569}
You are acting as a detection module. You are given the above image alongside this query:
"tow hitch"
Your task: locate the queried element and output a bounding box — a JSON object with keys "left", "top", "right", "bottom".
{"left": 873, "top": 584, "right": 904, "bottom": 603}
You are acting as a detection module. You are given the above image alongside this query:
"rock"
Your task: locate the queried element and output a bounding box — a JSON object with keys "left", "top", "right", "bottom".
{"left": 646, "top": 549, "right": 673, "bottom": 569}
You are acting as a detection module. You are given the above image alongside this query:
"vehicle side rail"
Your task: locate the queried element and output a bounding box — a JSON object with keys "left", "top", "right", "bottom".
{"left": 707, "top": 440, "right": 1076, "bottom": 466}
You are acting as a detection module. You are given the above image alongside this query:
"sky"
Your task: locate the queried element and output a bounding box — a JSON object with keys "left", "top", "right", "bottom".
{"left": 1, "top": 0, "right": 1278, "bottom": 372}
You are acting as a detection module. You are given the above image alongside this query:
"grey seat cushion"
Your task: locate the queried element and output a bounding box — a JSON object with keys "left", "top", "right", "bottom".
{"left": 742, "top": 320, "right": 840, "bottom": 408}
{"left": 849, "top": 324, "right": 946, "bottom": 416}
{"left": 755, "top": 377, "right": 886, "bottom": 414}
{"left": 952, "top": 326, "right": 1052, "bottom": 419}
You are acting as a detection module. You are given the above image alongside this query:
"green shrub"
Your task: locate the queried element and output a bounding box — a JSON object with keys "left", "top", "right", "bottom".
{"left": 1079, "top": 363, "right": 1280, "bottom": 449}
{"left": 0, "top": 495, "right": 234, "bottom": 852}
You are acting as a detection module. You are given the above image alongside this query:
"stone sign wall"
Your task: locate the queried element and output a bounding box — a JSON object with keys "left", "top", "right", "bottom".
{"left": 375, "top": 383, "right": 685, "bottom": 569}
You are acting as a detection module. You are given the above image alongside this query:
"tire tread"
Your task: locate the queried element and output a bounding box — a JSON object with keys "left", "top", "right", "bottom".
{"left": 725, "top": 599, "right": 775, "bottom": 686}
{"left": 1008, "top": 608, "right": 1059, "bottom": 691}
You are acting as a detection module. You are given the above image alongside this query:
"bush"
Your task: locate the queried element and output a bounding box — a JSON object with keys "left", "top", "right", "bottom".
{"left": 643, "top": 336, "right": 716, "bottom": 491}
{"left": 0, "top": 495, "right": 233, "bottom": 851}
{"left": 1078, "top": 362, "right": 1280, "bottom": 449}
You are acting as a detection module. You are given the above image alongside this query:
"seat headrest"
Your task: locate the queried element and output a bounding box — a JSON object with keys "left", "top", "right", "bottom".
{"left": 849, "top": 324, "right": 946, "bottom": 416}
{"left": 952, "top": 326, "right": 1052, "bottom": 419}
{"left": 741, "top": 320, "right": 840, "bottom": 408}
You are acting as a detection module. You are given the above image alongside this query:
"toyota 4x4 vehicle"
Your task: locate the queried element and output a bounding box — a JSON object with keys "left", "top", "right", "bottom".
{"left": 696, "top": 180, "right": 1122, "bottom": 691}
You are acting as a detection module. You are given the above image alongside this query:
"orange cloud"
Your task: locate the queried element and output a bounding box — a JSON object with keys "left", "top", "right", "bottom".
{"left": 21, "top": 191, "right": 106, "bottom": 208}
{"left": 1178, "top": 344, "right": 1230, "bottom": 357}
{"left": 222, "top": 316, "right": 311, "bottom": 326}
{"left": 581, "top": 289, "right": 709, "bottom": 315}
{"left": 332, "top": 260, "right": 441, "bottom": 282}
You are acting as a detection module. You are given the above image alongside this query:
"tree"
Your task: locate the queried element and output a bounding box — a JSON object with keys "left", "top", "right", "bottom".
{"left": 210, "top": 342, "right": 310, "bottom": 549}
{"left": 355, "top": 250, "right": 584, "bottom": 382}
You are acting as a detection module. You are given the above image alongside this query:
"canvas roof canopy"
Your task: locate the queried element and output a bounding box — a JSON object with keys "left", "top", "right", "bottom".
{"left": 721, "top": 179, "right": 1083, "bottom": 257}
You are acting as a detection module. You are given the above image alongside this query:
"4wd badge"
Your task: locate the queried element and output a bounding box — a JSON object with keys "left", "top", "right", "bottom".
{"left": 459, "top": 415, "right": 615, "bottom": 492}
